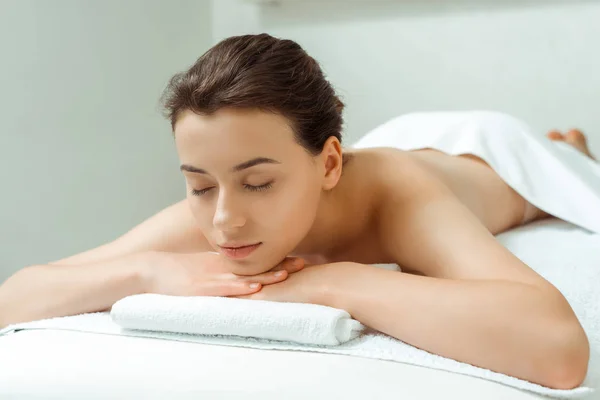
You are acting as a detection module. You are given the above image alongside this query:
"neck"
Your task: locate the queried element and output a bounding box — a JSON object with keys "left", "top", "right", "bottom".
{"left": 291, "top": 154, "right": 366, "bottom": 264}
{"left": 293, "top": 191, "right": 344, "bottom": 263}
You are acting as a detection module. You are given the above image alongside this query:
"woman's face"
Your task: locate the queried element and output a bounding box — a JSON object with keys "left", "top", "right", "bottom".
{"left": 174, "top": 108, "right": 326, "bottom": 275}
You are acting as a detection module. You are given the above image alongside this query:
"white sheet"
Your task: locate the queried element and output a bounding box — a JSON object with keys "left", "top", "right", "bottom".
{"left": 0, "top": 329, "right": 550, "bottom": 400}
{"left": 1, "top": 219, "right": 598, "bottom": 400}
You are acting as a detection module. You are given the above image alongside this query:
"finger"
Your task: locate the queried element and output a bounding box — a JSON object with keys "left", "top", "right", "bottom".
{"left": 227, "top": 269, "right": 289, "bottom": 285}
{"left": 230, "top": 281, "right": 263, "bottom": 296}
{"left": 271, "top": 257, "right": 305, "bottom": 273}
{"left": 205, "top": 280, "right": 263, "bottom": 297}
{"left": 256, "top": 269, "right": 289, "bottom": 285}
{"left": 286, "top": 257, "right": 305, "bottom": 272}
{"left": 192, "top": 280, "right": 262, "bottom": 297}
{"left": 269, "top": 257, "right": 295, "bottom": 271}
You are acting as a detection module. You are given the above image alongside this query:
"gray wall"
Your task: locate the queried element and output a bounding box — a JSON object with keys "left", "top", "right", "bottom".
{"left": 250, "top": 1, "right": 600, "bottom": 151}
{"left": 0, "top": 0, "right": 213, "bottom": 281}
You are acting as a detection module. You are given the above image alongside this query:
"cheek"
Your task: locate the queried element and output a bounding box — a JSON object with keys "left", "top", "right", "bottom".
{"left": 262, "top": 185, "right": 319, "bottom": 226}
{"left": 258, "top": 188, "right": 321, "bottom": 250}
{"left": 186, "top": 196, "right": 212, "bottom": 228}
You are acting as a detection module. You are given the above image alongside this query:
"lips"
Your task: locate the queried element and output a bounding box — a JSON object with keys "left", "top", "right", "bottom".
{"left": 218, "top": 242, "right": 262, "bottom": 259}
{"left": 220, "top": 242, "right": 260, "bottom": 249}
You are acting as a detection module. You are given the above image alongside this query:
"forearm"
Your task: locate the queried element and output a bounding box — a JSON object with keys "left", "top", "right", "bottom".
{"left": 0, "top": 252, "right": 150, "bottom": 328}
{"left": 324, "top": 264, "right": 589, "bottom": 389}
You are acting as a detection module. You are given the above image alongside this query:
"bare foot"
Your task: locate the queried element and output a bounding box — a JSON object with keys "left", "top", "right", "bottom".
{"left": 546, "top": 129, "right": 596, "bottom": 161}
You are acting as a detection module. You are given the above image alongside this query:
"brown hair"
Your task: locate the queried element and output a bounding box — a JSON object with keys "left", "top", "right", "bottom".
{"left": 161, "top": 33, "right": 352, "bottom": 165}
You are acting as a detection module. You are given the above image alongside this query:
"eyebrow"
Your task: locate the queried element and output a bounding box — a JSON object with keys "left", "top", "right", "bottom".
{"left": 180, "top": 157, "right": 282, "bottom": 174}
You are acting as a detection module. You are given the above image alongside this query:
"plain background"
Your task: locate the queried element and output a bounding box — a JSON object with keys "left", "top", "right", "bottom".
{"left": 1, "top": 0, "right": 599, "bottom": 282}
{"left": 0, "top": 0, "right": 212, "bottom": 281}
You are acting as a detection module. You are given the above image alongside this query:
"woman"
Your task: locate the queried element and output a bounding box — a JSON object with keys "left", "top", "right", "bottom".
{"left": 0, "top": 34, "right": 595, "bottom": 389}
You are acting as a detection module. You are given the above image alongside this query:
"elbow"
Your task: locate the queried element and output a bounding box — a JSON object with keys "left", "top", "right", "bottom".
{"left": 0, "top": 266, "right": 37, "bottom": 329}
{"left": 539, "top": 320, "right": 590, "bottom": 390}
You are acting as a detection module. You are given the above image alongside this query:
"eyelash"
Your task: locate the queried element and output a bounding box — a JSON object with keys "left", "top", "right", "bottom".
{"left": 190, "top": 182, "right": 273, "bottom": 196}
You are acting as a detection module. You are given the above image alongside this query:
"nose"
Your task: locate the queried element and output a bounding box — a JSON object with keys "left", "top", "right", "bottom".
{"left": 212, "top": 189, "right": 246, "bottom": 231}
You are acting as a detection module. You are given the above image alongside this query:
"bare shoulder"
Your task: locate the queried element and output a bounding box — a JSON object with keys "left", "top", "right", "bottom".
{"left": 370, "top": 150, "right": 552, "bottom": 288}
{"left": 354, "top": 147, "right": 452, "bottom": 202}
{"left": 48, "top": 198, "right": 212, "bottom": 266}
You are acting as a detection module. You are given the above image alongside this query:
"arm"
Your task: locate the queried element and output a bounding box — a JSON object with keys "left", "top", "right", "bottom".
{"left": 325, "top": 264, "right": 588, "bottom": 390}
{"left": 0, "top": 198, "right": 213, "bottom": 328}
{"left": 323, "top": 179, "right": 588, "bottom": 389}
{"left": 0, "top": 252, "right": 150, "bottom": 329}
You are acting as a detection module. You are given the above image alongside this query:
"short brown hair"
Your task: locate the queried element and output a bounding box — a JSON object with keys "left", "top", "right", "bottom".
{"left": 161, "top": 33, "right": 350, "bottom": 163}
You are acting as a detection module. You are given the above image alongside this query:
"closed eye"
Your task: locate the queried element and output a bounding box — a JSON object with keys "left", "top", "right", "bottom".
{"left": 190, "top": 182, "right": 273, "bottom": 196}
{"left": 245, "top": 182, "right": 273, "bottom": 192}
{"left": 190, "top": 187, "right": 212, "bottom": 196}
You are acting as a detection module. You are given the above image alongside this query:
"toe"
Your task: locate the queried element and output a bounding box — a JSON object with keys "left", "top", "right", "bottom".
{"left": 546, "top": 130, "right": 564, "bottom": 141}
{"left": 565, "top": 129, "right": 595, "bottom": 159}
{"left": 566, "top": 129, "right": 586, "bottom": 144}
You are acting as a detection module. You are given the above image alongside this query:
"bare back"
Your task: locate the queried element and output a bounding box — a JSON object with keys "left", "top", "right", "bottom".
{"left": 318, "top": 147, "right": 535, "bottom": 267}
{"left": 403, "top": 148, "right": 530, "bottom": 233}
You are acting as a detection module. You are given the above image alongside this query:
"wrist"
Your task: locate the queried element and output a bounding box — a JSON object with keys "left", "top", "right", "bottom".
{"left": 313, "top": 262, "right": 361, "bottom": 311}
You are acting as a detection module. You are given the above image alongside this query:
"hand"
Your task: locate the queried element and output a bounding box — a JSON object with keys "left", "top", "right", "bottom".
{"left": 232, "top": 262, "right": 351, "bottom": 306}
{"left": 143, "top": 251, "right": 306, "bottom": 297}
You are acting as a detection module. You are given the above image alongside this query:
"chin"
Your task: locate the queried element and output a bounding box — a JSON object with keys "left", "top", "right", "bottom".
{"left": 234, "top": 266, "right": 272, "bottom": 277}
{"left": 255, "top": 255, "right": 291, "bottom": 275}
{"left": 228, "top": 257, "right": 278, "bottom": 276}
{"left": 223, "top": 242, "right": 295, "bottom": 276}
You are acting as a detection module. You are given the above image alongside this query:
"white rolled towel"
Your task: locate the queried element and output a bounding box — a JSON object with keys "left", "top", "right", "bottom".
{"left": 111, "top": 293, "right": 365, "bottom": 346}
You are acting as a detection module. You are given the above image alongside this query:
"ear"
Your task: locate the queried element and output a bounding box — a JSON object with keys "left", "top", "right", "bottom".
{"left": 320, "top": 136, "right": 344, "bottom": 191}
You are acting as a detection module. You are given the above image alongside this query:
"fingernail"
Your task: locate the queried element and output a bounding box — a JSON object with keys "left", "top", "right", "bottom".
{"left": 249, "top": 283, "right": 260, "bottom": 288}
{"left": 293, "top": 258, "right": 303, "bottom": 266}
{"left": 275, "top": 271, "right": 284, "bottom": 277}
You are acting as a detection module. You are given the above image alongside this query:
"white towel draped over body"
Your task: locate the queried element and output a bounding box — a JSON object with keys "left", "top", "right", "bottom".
{"left": 352, "top": 110, "right": 600, "bottom": 234}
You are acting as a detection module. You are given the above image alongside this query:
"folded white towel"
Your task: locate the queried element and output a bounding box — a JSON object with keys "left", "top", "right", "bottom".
{"left": 110, "top": 294, "right": 365, "bottom": 346}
